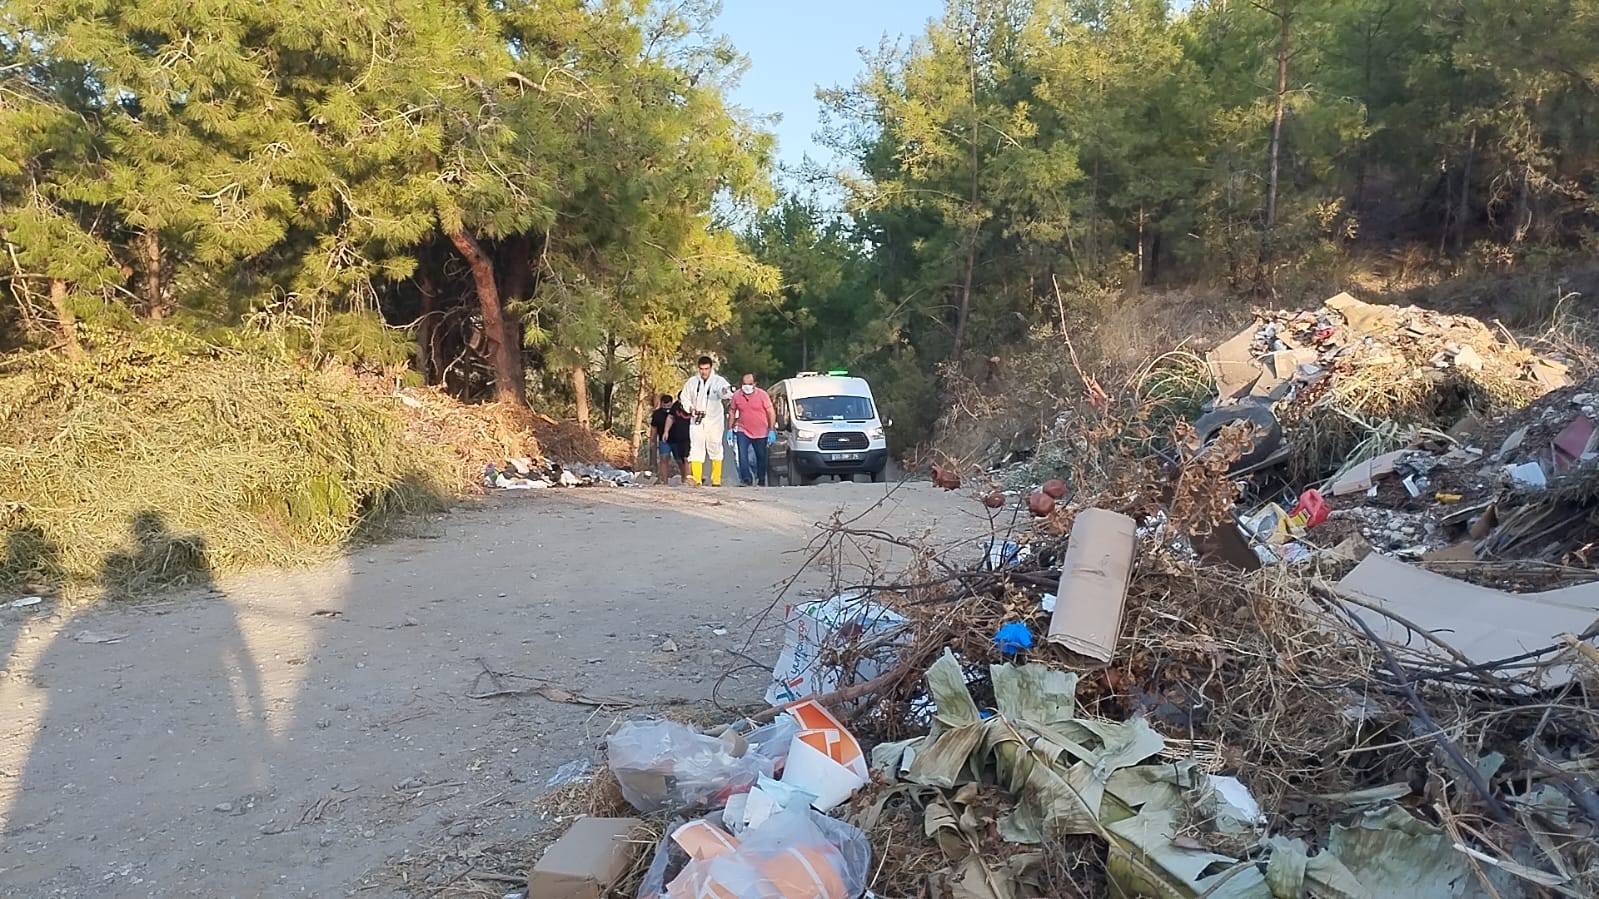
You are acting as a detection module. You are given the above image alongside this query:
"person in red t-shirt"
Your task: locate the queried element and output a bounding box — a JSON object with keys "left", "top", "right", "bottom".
{"left": 728, "top": 373, "right": 777, "bottom": 486}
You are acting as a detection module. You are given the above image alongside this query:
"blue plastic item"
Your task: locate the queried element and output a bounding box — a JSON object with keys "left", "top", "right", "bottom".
{"left": 767, "top": 430, "right": 777, "bottom": 445}
{"left": 993, "top": 622, "right": 1034, "bottom": 656}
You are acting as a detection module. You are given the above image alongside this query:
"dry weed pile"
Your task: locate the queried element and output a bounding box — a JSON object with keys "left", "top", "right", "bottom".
{"left": 0, "top": 332, "right": 449, "bottom": 594}
{"left": 367, "top": 383, "right": 545, "bottom": 493}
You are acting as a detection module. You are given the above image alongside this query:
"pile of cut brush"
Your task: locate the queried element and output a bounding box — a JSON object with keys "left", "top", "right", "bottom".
{"left": 1, "top": 331, "right": 449, "bottom": 596}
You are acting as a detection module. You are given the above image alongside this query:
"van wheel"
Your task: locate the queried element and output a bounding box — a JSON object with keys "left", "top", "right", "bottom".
{"left": 869, "top": 468, "right": 885, "bottom": 483}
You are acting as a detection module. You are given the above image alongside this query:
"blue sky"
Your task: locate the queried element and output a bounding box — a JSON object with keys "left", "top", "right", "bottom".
{"left": 713, "top": 0, "right": 941, "bottom": 176}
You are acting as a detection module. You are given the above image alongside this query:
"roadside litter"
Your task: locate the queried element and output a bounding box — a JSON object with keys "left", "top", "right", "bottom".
{"left": 484, "top": 458, "right": 641, "bottom": 490}
{"left": 528, "top": 815, "right": 644, "bottom": 899}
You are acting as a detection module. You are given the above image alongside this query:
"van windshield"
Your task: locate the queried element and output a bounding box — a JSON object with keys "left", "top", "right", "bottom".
{"left": 794, "top": 395, "right": 875, "bottom": 422}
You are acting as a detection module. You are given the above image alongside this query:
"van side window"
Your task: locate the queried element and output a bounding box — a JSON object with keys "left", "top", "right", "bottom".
{"left": 772, "top": 387, "right": 789, "bottom": 428}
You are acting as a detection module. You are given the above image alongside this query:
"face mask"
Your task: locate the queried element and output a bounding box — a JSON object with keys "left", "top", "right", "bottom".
{"left": 742, "top": 385, "right": 755, "bottom": 395}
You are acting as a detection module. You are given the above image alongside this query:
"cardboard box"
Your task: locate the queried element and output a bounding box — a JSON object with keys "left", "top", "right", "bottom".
{"left": 1205, "top": 325, "right": 1265, "bottom": 401}
{"left": 1047, "top": 509, "right": 1138, "bottom": 662}
{"left": 529, "top": 816, "right": 642, "bottom": 899}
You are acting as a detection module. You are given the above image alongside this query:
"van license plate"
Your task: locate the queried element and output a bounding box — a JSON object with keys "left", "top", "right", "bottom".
{"left": 830, "top": 452, "right": 862, "bottom": 462}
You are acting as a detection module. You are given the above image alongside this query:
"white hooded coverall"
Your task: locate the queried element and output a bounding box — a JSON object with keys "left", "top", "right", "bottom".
{"left": 680, "top": 371, "right": 732, "bottom": 465}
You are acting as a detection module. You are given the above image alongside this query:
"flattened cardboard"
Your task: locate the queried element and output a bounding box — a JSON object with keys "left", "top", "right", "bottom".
{"left": 529, "top": 816, "right": 642, "bottom": 899}
{"left": 1527, "top": 356, "right": 1572, "bottom": 392}
{"left": 1325, "top": 292, "right": 1399, "bottom": 334}
{"left": 1328, "top": 450, "right": 1407, "bottom": 496}
{"left": 1421, "top": 541, "right": 1477, "bottom": 563}
{"left": 1335, "top": 554, "right": 1599, "bottom": 686}
{"left": 1192, "top": 519, "right": 1263, "bottom": 571}
{"left": 1448, "top": 410, "right": 1486, "bottom": 441}
{"left": 1047, "top": 509, "right": 1138, "bottom": 662}
{"left": 1206, "top": 325, "right": 1264, "bottom": 401}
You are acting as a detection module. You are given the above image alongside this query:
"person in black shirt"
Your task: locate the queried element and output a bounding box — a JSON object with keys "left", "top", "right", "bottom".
{"left": 650, "top": 394, "right": 675, "bottom": 483}
{"left": 666, "top": 399, "right": 692, "bottom": 482}
{"left": 649, "top": 394, "right": 693, "bottom": 483}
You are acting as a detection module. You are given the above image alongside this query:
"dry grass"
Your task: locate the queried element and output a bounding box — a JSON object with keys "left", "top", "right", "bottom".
{"left": 923, "top": 288, "right": 1245, "bottom": 474}
{"left": 365, "top": 383, "right": 544, "bottom": 494}
{"left": 0, "top": 331, "right": 450, "bottom": 595}
{"left": 531, "top": 416, "right": 635, "bottom": 469}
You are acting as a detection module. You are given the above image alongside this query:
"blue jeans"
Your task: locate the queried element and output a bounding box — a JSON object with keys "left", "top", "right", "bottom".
{"left": 736, "top": 432, "right": 768, "bottom": 485}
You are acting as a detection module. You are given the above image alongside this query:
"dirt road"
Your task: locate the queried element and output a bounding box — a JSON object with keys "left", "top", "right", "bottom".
{"left": 0, "top": 482, "right": 982, "bottom": 898}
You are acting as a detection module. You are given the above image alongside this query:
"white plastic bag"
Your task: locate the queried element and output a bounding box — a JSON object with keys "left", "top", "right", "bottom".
{"left": 746, "top": 715, "right": 800, "bottom": 771}
{"left": 608, "top": 719, "right": 773, "bottom": 813}
{"left": 663, "top": 808, "right": 871, "bottom": 899}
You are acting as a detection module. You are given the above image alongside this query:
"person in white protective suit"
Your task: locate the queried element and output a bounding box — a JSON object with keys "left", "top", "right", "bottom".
{"left": 679, "top": 355, "right": 733, "bottom": 486}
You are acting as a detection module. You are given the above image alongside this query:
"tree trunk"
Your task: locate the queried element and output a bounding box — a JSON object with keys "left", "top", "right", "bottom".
{"left": 499, "top": 234, "right": 533, "bottom": 301}
{"left": 447, "top": 227, "right": 526, "bottom": 406}
{"left": 630, "top": 343, "right": 651, "bottom": 463}
{"left": 50, "top": 278, "right": 80, "bottom": 359}
{"left": 1513, "top": 165, "right": 1533, "bottom": 245}
{"left": 571, "top": 359, "right": 590, "bottom": 425}
{"left": 952, "top": 31, "right": 981, "bottom": 363}
{"left": 1455, "top": 127, "right": 1476, "bottom": 256}
{"left": 497, "top": 234, "right": 534, "bottom": 401}
{"left": 1135, "top": 207, "right": 1146, "bottom": 285}
{"left": 1263, "top": 8, "right": 1291, "bottom": 257}
{"left": 141, "top": 228, "right": 166, "bottom": 319}
{"left": 416, "top": 268, "right": 439, "bottom": 383}
{"left": 602, "top": 333, "right": 618, "bottom": 431}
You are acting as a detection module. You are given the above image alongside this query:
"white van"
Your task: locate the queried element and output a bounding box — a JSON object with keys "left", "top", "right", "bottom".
{"left": 767, "top": 372, "right": 889, "bottom": 485}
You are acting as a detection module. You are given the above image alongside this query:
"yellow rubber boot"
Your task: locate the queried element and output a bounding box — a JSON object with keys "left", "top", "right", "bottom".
{"left": 711, "top": 460, "right": 723, "bottom": 487}
{"left": 689, "top": 461, "right": 703, "bottom": 486}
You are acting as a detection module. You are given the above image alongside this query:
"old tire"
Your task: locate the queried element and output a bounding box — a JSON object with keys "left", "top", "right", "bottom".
{"left": 1192, "top": 404, "right": 1283, "bottom": 472}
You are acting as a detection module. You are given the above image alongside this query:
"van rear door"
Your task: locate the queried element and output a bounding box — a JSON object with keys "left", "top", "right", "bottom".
{"left": 768, "top": 382, "right": 790, "bottom": 483}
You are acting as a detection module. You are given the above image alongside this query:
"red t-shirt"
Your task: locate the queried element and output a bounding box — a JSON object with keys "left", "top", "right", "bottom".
{"left": 729, "top": 388, "right": 775, "bottom": 439}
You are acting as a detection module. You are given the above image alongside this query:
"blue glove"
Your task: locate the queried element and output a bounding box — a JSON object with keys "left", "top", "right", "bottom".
{"left": 994, "top": 622, "right": 1034, "bottom": 656}
{"left": 767, "top": 430, "right": 777, "bottom": 445}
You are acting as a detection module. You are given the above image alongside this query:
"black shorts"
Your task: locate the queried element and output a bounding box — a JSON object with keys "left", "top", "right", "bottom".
{"left": 670, "top": 441, "right": 690, "bottom": 462}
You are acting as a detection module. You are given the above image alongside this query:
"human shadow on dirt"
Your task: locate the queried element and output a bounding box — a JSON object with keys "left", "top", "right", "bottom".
{"left": 0, "top": 522, "right": 62, "bottom": 691}
{"left": 0, "top": 510, "right": 271, "bottom": 895}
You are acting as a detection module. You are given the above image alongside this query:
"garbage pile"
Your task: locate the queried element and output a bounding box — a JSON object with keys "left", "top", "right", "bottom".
{"left": 527, "top": 477, "right": 1599, "bottom": 896}
{"left": 1289, "top": 374, "right": 1598, "bottom": 562}
{"left": 520, "top": 293, "right": 1598, "bottom": 899}
{"left": 1206, "top": 291, "right": 1571, "bottom": 411}
{"left": 483, "top": 457, "right": 643, "bottom": 490}
{"left": 1119, "top": 291, "right": 1598, "bottom": 567}
{"left": 528, "top": 703, "right": 877, "bottom": 899}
